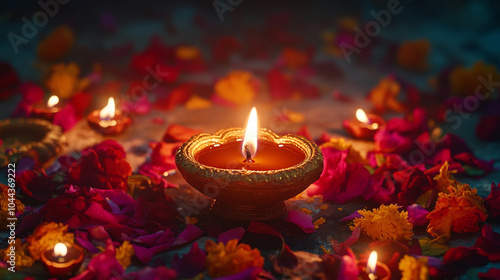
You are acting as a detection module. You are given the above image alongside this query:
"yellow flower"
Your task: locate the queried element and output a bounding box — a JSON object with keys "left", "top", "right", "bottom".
{"left": 185, "top": 95, "right": 211, "bottom": 110}
{"left": 116, "top": 241, "right": 134, "bottom": 269}
{"left": 205, "top": 239, "right": 264, "bottom": 277}
{"left": 426, "top": 183, "right": 487, "bottom": 241}
{"left": 45, "top": 62, "right": 89, "bottom": 98}
{"left": 185, "top": 216, "right": 199, "bottom": 225}
{"left": 351, "top": 204, "right": 413, "bottom": 241}
{"left": 449, "top": 61, "right": 500, "bottom": 97}
{"left": 27, "top": 222, "right": 74, "bottom": 260}
{"left": 0, "top": 184, "right": 24, "bottom": 230}
{"left": 399, "top": 255, "right": 429, "bottom": 280}
{"left": 214, "top": 71, "right": 258, "bottom": 106}
{"left": 0, "top": 239, "right": 34, "bottom": 268}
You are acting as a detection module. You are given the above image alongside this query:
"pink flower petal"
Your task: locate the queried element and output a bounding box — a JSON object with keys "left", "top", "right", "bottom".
{"left": 286, "top": 210, "right": 315, "bottom": 233}
{"left": 84, "top": 202, "right": 119, "bottom": 224}
{"left": 339, "top": 211, "right": 362, "bottom": 223}
{"left": 217, "top": 227, "right": 246, "bottom": 245}
{"left": 171, "top": 242, "right": 206, "bottom": 278}
{"left": 173, "top": 224, "right": 203, "bottom": 246}
{"left": 407, "top": 204, "right": 429, "bottom": 226}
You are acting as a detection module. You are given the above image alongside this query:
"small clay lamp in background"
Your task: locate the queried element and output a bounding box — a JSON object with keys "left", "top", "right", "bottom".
{"left": 87, "top": 97, "right": 131, "bottom": 135}
{"left": 343, "top": 109, "right": 385, "bottom": 140}
{"left": 41, "top": 242, "right": 84, "bottom": 277}
{"left": 357, "top": 251, "right": 391, "bottom": 280}
{"left": 31, "top": 95, "right": 65, "bottom": 122}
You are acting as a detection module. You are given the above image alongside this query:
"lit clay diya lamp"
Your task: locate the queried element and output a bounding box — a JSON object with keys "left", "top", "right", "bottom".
{"left": 41, "top": 242, "right": 84, "bottom": 277}
{"left": 357, "top": 251, "right": 391, "bottom": 280}
{"left": 176, "top": 108, "right": 323, "bottom": 221}
{"left": 31, "top": 95, "right": 65, "bottom": 122}
{"left": 343, "top": 109, "right": 385, "bottom": 140}
{"left": 87, "top": 97, "right": 131, "bottom": 135}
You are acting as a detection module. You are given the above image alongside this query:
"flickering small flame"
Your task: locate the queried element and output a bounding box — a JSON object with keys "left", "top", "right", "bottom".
{"left": 356, "top": 109, "right": 370, "bottom": 124}
{"left": 53, "top": 243, "right": 67, "bottom": 258}
{"left": 47, "top": 95, "right": 59, "bottom": 108}
{"left": 356, "top": 109, "right": 378, "bottom": 129}
{"left": 242, "top": 107, "right": 258, "bottom": 160}
{"left": 367, "top": 251, "right": 377, "bottom": 275}
{"left": 99, "top": 97, "right": 115, "bottom": 120}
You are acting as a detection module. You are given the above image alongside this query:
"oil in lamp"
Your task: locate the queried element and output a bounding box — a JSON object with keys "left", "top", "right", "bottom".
{"left": 176, "top": 107, "right": 323, "bottom": 221}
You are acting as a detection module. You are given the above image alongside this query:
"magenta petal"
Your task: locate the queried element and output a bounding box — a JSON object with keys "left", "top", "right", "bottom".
{"left": 134, "top": 231, "right": 165, "bottom": 246}
{"left": 217, "top": 227, "right": 246, "bottom": 245}
{"left": 340, "top": 211, "right": 362, "bottom": 223}
{"left": 171, "top": 242, "right": 206, "bottom": 278}
{"left": 173, "top": 224, "right": 203, "bottom": 246}
{"left": 75, "top": 231, "right": 100, "bottom": 254}
{"left": 84, "top": 202, "right": 119, "bottom": 224}
{"left": 133, "top": 244, "right": 153, "bottom": 264}
{"left": 407, "top": 204, "right": 429, "bottom": 226}
{"left": 247, "top": 221, "right": 283, "bottom": 239}
{"left": 286, "top": 210, "right": 315, "bottom": 233}
{"left": 126, "top": 266, "right": 177, "bottom": 280}
{"left": 332, "top": 225, "right": 360, "bottom": 255}
{"left": 213, "top": 266, "right": 269, "bottom": 280}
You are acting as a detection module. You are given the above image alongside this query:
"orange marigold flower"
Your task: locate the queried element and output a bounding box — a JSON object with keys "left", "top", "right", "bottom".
{"left": 37, "top": 25, "right": 75, "bottom": 61}
{"left": 0, "top": 238, "right": 34, "bottom": 268}
{"left": 396, "top": 39, "right": 431, "bottom": 72}
{"left": 27, "top": 222, "right": 74, "bottom": 260}
{"left": 433, "top": 161, "right": 458, "bottom": 193}
{"left": 426, "top": 183, "right": 487, "bottom": 241}
{"left": 368, "top": 76, "right": 406, "bottom": 113}
{"left": 398, "top": 255, "right": 429, "bottom": 280}
{"left": 205, "top": 239, "right": 264, "bottom": 277}
{"left": 351, "top": 204, "right": 413, "bottom": 241}
{"left": 45, "top": 62, "right": 89, "bottom": 98}
{"left": 449, "top": 61, "right": 500, "bottom": 97}
{"left": 0, "top": 184, "right": 24, "bottom": 230}
{"left": 214, "top": 70, "right": 258, "bottom": 106}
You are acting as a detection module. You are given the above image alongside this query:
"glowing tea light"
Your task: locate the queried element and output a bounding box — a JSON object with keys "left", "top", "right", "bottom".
{"left": 356, "top": 109, "right": 378, "bottom": 129}
{"left": 99, "top": 97, "right": 117, "bottom": 128}
{"left": 242, "top": 107, "right": 258, "bottom": 163}
{"left": 53, "top": 243, "right": 67, "bottom": 262}
{"left": 31, "top": 95, "right": 64, "bottom": 121}
{"left": 47, "top": 95, "right": 60, "bottom": 108}
{"left": 367, "top": 251, "right": 377, "bottom": 280}
{"left": 343, "top": 109, "right": 385, "bottom": 140}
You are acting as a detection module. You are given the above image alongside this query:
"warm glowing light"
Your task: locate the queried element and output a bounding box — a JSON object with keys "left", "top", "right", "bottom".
{"left": 242, "top": 107, "right": 258, "bottom": 160}
{"left": 367, "top": 251, "right": 378, "bottom": 275}
{"left": 54, "top": 243, "right": 67, "bottom": 258}
{"left": 99, "top": 97, "right": 115, "bottom": 120}
{"left": 47, "top": 95, "right": 59, "bottom": 108}
{"left": 356, "top": 109, "right": 378, "bottom": 129}
{"left": 356, "top": 109, "right": 370, "bottom": 124}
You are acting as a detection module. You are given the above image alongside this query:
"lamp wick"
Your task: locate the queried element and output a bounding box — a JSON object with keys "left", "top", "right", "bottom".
{"left": 243, "top": 145, "right": 254, "bottom": 163}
